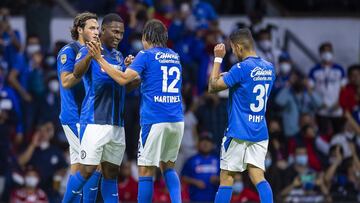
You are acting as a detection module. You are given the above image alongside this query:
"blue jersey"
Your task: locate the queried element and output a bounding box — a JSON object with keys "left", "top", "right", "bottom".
{"left": 181, "top": 154, "right": 220, "bottom": 202}
{"left": 76, "top": 46, "right": 126, "bottom": 126}
{"left": 57, "top": 42, "right": 84, "bottom": 125}
{"left": 223, "top": 56, "right": 275, "bottom": 142}
{"left": 129, "top": 47, "right": 184, "bottom": 125}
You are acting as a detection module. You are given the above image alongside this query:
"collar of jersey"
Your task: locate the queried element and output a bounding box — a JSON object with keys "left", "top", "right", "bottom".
{"left": 243, "top": 56, "right": 260, "bottom": 61}
{"left": 102, "top": 45, "right": 116, "bottom": 56}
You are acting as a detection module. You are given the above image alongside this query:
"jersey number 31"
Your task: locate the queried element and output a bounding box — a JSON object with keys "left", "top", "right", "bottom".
{"left": 250, "top": 84, "right": 270, "bottom": 112}
{"left": 161, "top": 66, "right": 180, "bottom": 93}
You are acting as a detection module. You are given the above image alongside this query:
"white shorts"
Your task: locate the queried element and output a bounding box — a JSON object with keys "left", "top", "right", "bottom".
{"left": 220, "top": 136, "right": 268, "bottom": 172}
{"left": 62, "top": 124, "right": 80, "bottom": 164}
{"left": 138, "top": 122, "right": 184, "bottom": 167}
{"left": 80, "top": 124, "right": 126, "bottom": 166}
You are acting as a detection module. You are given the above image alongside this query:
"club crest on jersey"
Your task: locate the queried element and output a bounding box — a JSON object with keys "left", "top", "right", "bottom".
{"left": 60, "top": 54, "right": 67, "bottom": 64}
{"left": 76, "top": 52, "right": 82, "bottom": 60}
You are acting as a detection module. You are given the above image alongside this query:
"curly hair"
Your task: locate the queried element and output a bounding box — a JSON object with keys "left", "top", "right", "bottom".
{"left": 70, "top": 12, "right": 98, "bottom": 40}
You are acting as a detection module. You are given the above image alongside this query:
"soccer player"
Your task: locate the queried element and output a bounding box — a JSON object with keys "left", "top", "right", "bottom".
{"left": 58, "top": 12, "right": 102, "bottom": 203}
{"left": 61, "top": 13, "right": 129, "bottom": 203}
{"left": 94, "top": 19, "right": 184, "bottom": 203}
{"left": 208, "top": 28, "right": 275, "bottom": 203}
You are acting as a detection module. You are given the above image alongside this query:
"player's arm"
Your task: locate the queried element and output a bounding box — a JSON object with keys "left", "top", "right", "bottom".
{"left": 208, "top": 43, "right": 228, "bottom": 93}
{"left": 126, "top": 76, "right": 141, "bottom": 92}
{"left": 88, "top": 41, "right": 139, "bottom": 85}
{"left": 60, "top": 72, "right": 82, "bottom": 89}
{"left": 73, "top": 48, "right": 92, "bottom": 81}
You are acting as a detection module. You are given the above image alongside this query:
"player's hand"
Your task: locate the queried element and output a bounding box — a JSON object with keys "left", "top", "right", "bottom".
{"left": 124, "top": 55, "right": 134, "bottom": 67}
{"left": 87, "top": 40, "right": 102, "bottom": 60}
{"left": 214, "top": 43, "right": 226, "bottom": 58}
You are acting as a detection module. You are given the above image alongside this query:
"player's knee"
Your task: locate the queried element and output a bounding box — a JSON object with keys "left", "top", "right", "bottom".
{"left": 139, "top": 166, "right": 156, "bottom": 177}
{"left": 247, "top": 164, "right": 265, "bottom": 185}
{"left": 219, "top": 170, "right": 235, "bottom": 186}
{"left": 159, "top": 161, "right": 175, "bottom": 173}
{"left": 101, "top": 162, "right": 119, "bottom": 179}
{"left": 80, "top": 165, "right": 97, "bottom": 179}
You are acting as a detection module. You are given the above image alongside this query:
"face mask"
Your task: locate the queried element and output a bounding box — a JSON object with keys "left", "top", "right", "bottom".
{"left": 259, "top": 40, "right": 272, "bottom": 51}
{"left": 295, "top": 155, "right": 308, "bottom": 166}
{"left": 26, "top": 44, "right": 41, "bottom": 56}
{"left": 39, "top": 141, "right": 49, "bottom": 150}
{"left": 279, "top": 63, "right": 291, "bottom": 75}
{"left": 25, "top": 176, "right": 39, "bottom": 188}
{"left": 233, "top": 181, "right": 244, "bottom": 193}
{"left": 131, "top": 40, "right": 143, "bottom": 52}
{"left": 45, "top": 56, "right": 56, "bottom": 67}
{"left": 48, "top": 80, "right": 59, "bottom": 93}
{"left": 265, "top": 158, "right": 272, "bottom": 169}
{"left": 321, "top": 52, "right": 333, "bottom": 62}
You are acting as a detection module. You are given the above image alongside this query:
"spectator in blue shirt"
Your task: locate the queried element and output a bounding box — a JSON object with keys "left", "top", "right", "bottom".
{"left": 181, "top": 136, "right": 220, "bottom": 202}
{"left": 0, "top": 7, "right": 22, "bottom": 69}
{"left": 18, "top": 121, "right": 68, "bottom": 203}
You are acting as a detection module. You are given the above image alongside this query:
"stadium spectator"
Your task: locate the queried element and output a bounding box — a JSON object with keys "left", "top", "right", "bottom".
{"left": 273, "top": 52, "right": 293, "bottom": 93}
{"left": 280, "top": 145, "right": 329, "bottom": 202}
{"left": 118, "top": 161, "right": 138, "bottom": 202}
{"left": 275, "top": 71, "right": 322, "bottom": 138}
{"left": 17, "top": 121, "right": 68, "bottom": 202}
{"left": 10, "top": 167, "right": 48, "bottom": 203}
{"left": 181, "top": 136, "right": 220, "bottom": 202}
{"left": 255, "top": 28, "right": 282, "bottom": 69}
{"left": 176, "top": 89, "right": 198, "bottom": 173}
{"left": 0, "top": 7, "right": 21, "bottom": 69}
{"left": 195, "top": 93, "right": 227, "bottom": 150}
{"left": 308, "top": 42, "right": 346, "bottom": 135}
{"left": 230, "top": 173, "right": 260, "bottom": 203}
{"left": 324, "top": 145, "right": 360, "bottom": 202}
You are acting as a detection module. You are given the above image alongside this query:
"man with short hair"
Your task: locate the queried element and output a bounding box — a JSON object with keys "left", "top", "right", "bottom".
{"left": 59, "top": 12, "right": 102, "bottom": 203}
{"left": 208, "top": 28, "right": 275, "bottom": 203}
{"left": 95, "top": 19, "right": 184, "bottom": 203}
{"left": 61, "top": 13, "right": 127, "bottom": 203}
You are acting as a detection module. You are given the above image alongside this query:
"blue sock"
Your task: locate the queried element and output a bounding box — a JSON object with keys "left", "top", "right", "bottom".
{"left": 82, "top": 171, "right": 101, "bottom": 203}
{"left": 215, "top": 186, "right": 233, "bottom": 203}
{"left": 138, "top": 176, "right": 153, "bottom": 203}
{"left": 256, "top": 180, "right": 273, "bottom": 203}
{"left": 62, "top": 172, "right": 86, "bottom": 203}
{"left": 163, "top": 169, "right": 181, "bottom": 203}
{"left": 101, "top": 177, "right": 118, "bottom": 203}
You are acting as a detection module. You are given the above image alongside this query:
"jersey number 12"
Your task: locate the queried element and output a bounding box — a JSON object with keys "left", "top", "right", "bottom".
{"left": 161, "top": 66, "right": 180, "bottom": 93}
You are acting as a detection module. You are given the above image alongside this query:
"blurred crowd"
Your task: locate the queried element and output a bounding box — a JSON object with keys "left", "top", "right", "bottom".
{"left": 0, "top": 0, "right": 360, "bottom": 203}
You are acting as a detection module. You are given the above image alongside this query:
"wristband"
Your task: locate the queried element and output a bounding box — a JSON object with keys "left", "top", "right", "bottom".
{"left": 214, "top": 57, "right": 223, "bottom": 63}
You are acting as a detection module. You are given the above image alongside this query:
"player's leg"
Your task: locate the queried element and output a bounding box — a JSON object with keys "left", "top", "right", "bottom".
{"left": 62, "top": 124, "right": 82, "bottom": 203}
{"left": 215, "top": 169, "right": 236, "bottom": 203}
{"left": 101, "top": 125, "right": 126, "bottom": 202}
{"left": 159, "top": 122, "right": 184, "bottom": 203}
{"left": 245, "top": 140, "right": 273, "bottom": 203}
{"left": 215, "top": 137, "right": 247, "bottom": 203}
{"left": 137, "top": 123, "right": 164, "bottom": 203}
{"left": 82, "top": 165, "right": 101, "bottom": 203}
{"left": 138, "top": 165, "right": 157, "bottom": 203}
{"left": 63, "top": 124, "right": 110, "bottom": 203}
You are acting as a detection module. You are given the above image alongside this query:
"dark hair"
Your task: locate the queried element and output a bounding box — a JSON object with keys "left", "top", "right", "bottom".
{"left": 102, "top": 13, "right": 123, "bottom": 26}
{"left": 319, "top": 42, "right": 333, "bottom": 53}
{"left": 229, "top": 28, "right": 255, "bottom": 51}
{"left": 70, "top": 12, "right": 98, "bottom": 40}
{"left": 142, "top": 19, "right": 168, "bottom": 47}
{"left": 347, "top": 64, "right": 360, "bottom": 77}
